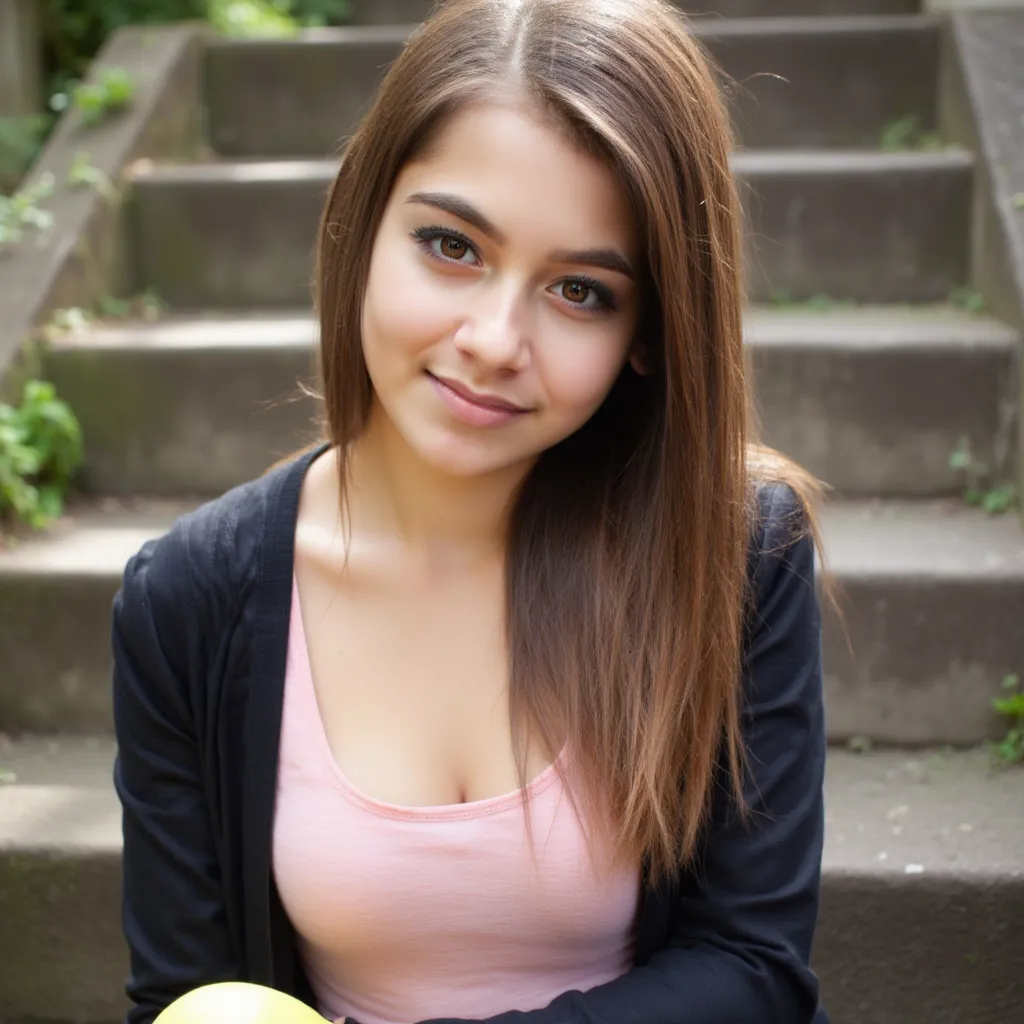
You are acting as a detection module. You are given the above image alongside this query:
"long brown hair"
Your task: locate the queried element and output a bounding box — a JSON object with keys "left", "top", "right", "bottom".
{"left": 313, "top": 0, "right": 826, "bottom": 883}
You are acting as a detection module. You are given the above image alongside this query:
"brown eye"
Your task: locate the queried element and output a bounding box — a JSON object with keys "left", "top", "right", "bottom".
{"left": 440, "top": 236, "right": 469, "bottom": 260}
{"left": 561, "top": 281, "right": 591, "bottom": 304}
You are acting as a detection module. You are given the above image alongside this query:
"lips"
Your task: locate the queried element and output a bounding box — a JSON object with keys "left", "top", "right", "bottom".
{"left": 429, "top": 373, "right": 527, "bottom": 413}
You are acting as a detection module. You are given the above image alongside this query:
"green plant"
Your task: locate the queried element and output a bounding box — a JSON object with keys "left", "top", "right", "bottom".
{"left": 949, "top": 437, "right": 1019, "bottom": 515}
{"left": 72, "top": 67, "right": 136, "bottom": 124}
{"left": 0, "top": 174, "right": 55, "bottom": 248}
{"left": 990, "top": 674, "right": 1024, "bottom": 766}
{"left": 948, "top": 286, "right": 987, "bottom": 314}
{"left": 0, "top": 115, "right": 54, "bottom": 188}
{"left": 97, "top": 289, "right": 167, "bottom": 320}
{"left": 67, "top": 149, "right": 118, "bottom": 201}
{"left": 0, "top": 380, "right": 83, "bottom": 531}
{"left": 1013, "top": 193, "right": 1024, "bottom": 211}
{"left": 209, "top": 0, "right": 299, "bottom": 36}
{"left": 769, "top": 292, "right": 857, "bottom": 312}
{"left": 880, "top": 115, "right": 943, "bottom": 153}
{"left": 46, "top": 306, "right": 95, "bottom": 335}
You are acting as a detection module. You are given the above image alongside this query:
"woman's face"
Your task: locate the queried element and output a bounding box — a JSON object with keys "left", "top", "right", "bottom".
{"left": 360, "top": 100, "right": 642, "bottom": 479}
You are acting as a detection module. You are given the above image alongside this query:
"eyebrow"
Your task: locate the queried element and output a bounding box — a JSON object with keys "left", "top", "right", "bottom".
{"left": 404, "top": 191, "right": 636, "bottom": 281}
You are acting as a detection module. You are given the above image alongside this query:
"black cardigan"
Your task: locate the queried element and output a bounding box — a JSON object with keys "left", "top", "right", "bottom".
{"left": 112, "top": 444, "right": 829, "bottom": 1024}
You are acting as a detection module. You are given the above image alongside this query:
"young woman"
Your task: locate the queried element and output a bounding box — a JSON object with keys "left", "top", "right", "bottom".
{"left": 112, "top": 1, "right": 829, "bottom": 1022}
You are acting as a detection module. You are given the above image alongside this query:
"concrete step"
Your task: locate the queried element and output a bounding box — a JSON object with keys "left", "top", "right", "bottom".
{"left": 345, "top": 0, "right": 921, "bottom": 25}
{"left": 746, "top": 306, "right": 1019, "bottom": 498}
{"left": 125, "top": 151, "right": 972, "bottom": 308}
{"left": 1, "top": 499, "right": 1021, "bottom": 742}
{"left": 0, "top": 739, "right": 1019, "bottom": 1024}
{"left": 44, "top": 314, "right": 322, "bottom": 498}
{"left": 204, "top": 17, "right": 940, "bottom": 157}
{"left": 42, "top": 307, "right": 1018, "bottom": 499}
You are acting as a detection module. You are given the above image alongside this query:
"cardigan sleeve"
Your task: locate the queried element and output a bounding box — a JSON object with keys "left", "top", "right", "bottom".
{"left": 112, "top": 522, "right": 242, "bottom": 1023}
{"left": 416, "top": 483, "right": 827, "bottom": 1024}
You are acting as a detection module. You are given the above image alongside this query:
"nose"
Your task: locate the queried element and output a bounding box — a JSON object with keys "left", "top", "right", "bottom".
{"left": 453, "top": 287, "right": 530, "bottom": 373}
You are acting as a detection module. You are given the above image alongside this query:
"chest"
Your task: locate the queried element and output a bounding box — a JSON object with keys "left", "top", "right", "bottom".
{"left": 293, "top": 553, "right": 553, "bottom": 808}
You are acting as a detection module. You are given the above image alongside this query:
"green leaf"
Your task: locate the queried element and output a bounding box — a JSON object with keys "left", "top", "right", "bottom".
{"left": 949, "top": 447, "right": 971, "bottom": 471}
{"left": 35, "top": 485, "right": 65, "bottom": 522}
{"left": 982, "top": 484, "right": 1018, "bottom": 516}
{"left": 98, "top": 294, "right": 131, "bottom": 318}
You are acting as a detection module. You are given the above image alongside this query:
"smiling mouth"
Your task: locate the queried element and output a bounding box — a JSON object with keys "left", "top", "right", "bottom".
{"left": 428, "top": 373, "right": 528, "bottom": 413}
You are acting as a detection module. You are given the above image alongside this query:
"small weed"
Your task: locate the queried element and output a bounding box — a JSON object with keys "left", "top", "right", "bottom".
{"left": 0, "top": 768, "right": 15, "bottom": 785}
{"left": 45, "top": 291, "right": 167, "bottom": 339}
{"left": 949, "top": 437, "right": 1019, "bottom": 515}
{"left": 1013, "top": 193, "right": 1024, "bottom": 211}
{"left": 47, "top": 307, "right": 95, "bottom": 335}
{"left": 96, "top": 289, "right": 167, "bottom": 321}
{"left": 67, "top": 151, "right": 117, "bottom": 200}
{"left": 0, "top": 380, "right": 83, "bottom": 532}
{"left": 948, "top": 286, "right": 987, "bottom": 314}
{"left": 880, "top": 115, "right": 943, "bottom": 153}
{"left": 989, "top": 674, "right": 1024, "bottom": 767}
{"left": 0, "top": 173, "right": 55, "bottom": 249}
{"left": 73, "top": 68, "right": 136, "bottom": 126}
{"left": 846, "top": 736, "right": 873, "bottom": 754}
{"left": 769, "top": 292, "right": 857, "bottom": 312}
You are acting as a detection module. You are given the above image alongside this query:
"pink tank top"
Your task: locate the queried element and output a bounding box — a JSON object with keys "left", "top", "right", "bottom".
{"left": 272, "top": 581, "right": 641, "bottom": 1024}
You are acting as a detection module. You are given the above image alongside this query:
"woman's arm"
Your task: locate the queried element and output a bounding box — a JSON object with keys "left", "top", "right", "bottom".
{"left": 417, "top": 484, "right": 827, "bottom": 1024}
{"left": 112, "top": 526, "right": 241, "bottom": 1024}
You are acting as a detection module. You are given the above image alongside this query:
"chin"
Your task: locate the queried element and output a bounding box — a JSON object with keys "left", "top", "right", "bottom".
{"left": 410, "top": 425, "right": 539, "bottom": 480}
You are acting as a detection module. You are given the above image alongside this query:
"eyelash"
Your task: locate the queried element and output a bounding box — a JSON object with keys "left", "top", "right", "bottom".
{"left": 410, "top": 225, "right": 619, "bottom": 314}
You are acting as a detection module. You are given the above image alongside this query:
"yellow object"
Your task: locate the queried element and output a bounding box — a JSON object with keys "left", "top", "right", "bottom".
{"left": 154, "top": 982, "right": 327, "bottom": 1024}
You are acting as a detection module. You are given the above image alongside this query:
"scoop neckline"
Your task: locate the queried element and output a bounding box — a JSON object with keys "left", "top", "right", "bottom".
{"left": 288, "top": 575, "right": 568, "bottom": 822}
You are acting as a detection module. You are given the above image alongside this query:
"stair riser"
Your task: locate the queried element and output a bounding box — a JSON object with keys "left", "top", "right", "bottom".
{"left": 44, "top": 342, "right": 323, "bottom": 498}
{"left": 345, "top": 0, "right": 921, "bottom": 25}
{"left": 128, "top": 159, "right": 972, "bottom": 308}
{"left": 204, "top": 21, "right": 939, "bottom": 157}
{"left": 751, "top": 339, "right": 1017, "bottom": 498}
{"left": 0, "top": 851, "right": 1017, "bottom": 1024}
{"left": 823, "top": 573, "right": 1024, "bottom": 746}
{"left": 1, "top": 558, "right": 1019, "bottom": 742}
{"left": 44, "top": 334, "right": 1014, "bottom": 499}
{"left": 815, "top": 874, "right": 1024, "bottom": 1024}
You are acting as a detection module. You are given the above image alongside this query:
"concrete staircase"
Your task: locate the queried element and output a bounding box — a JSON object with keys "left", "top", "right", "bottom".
{"left": 1, "top": 1, "right": 1023, "bottom": 1022}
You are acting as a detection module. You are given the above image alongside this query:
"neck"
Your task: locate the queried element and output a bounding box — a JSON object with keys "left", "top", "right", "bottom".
{"left": 344, "top": 401, "right": 534, "bottom": 565}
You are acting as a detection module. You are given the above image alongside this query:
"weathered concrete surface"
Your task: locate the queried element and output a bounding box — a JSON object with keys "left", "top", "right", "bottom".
{"left": 43, "top": 314, "right": 322, "bottom": 496}
{"left": 739, "top": 149, "right": 973, "bottom": 303}
{"left": 938, "top": 10, "right": 1024, "bottom": 510}
{"left": 0, "top": 505, "right": 190, "bottom": 733}
{"left": 816, "top": 749, "right": 1024, "bottom": 1024}
{"left": 39, "top": 308, "right": 1019, "bottom": 499}
{"left": 822, "top": 500, "right": 1024, "bottom": 745}
{"left": 204, "top": 18, "right": 940, "bottom": 157}
{"left": 747, "top": 306, "right": 1019, "bottom": 497}
{"left": 345, "top": 0, "right": 921, "bottom": 23}
{"left": 0, "top": 741, "right": 1020, "bottom": 1024}
{"left": 0, "top": 23, "right": 205, "bottom": 398}
{"left": 2, "top": 499, "right": 1022, "bottom": 742}
{"left": 126, "top": 151, "right": 973, "bottom": 308}
{"left": 125, "top": 160, "right": 330, "bottom": 309}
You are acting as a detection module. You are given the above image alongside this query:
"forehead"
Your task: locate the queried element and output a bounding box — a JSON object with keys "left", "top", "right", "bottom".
{"left": 393, "top": 101, "right": 638, "bottom": 258}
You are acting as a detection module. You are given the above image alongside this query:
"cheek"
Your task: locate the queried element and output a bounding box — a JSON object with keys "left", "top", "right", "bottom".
{"left": 538, "top": 330, "right": 631, "bottom": 420}
{"left": 363, "top": 239, "right": 456, "bottom": 364}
